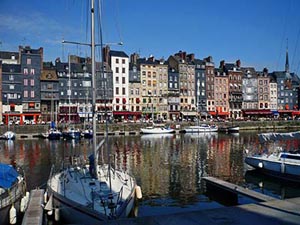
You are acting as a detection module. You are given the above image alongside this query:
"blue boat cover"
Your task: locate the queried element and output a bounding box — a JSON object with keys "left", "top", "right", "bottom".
{"left": 0, "top": 163, "right": 19, "bottom": 188}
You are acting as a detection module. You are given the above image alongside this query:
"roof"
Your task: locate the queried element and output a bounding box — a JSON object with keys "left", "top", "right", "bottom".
{"left": 41, "top": 68, "right": 58, "bottom": 81}
{"left": 0, "top": 51, "right": 19, "bottom": 60}
{"left": 109, "top": 50, "right": 128, "bottom": 58}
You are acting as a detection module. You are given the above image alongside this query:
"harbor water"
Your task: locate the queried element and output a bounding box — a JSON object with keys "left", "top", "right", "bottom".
{"left": 1, "top": 131, "right": 300, "bottom": 224}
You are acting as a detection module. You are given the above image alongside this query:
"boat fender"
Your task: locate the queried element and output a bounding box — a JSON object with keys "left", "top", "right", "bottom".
{"left": 9, "top": 204, "right": 17, "bottom": 224}
{"left": 54, "top": 207, "right": 60, "bottom": 221}
{"left": 258, "top": 162, "right": 263, "bottom": 168}
{"left": 135, "top": 185, "right": 142, "bottom": 199}
{"left": 25, "top": 191, "right": 30, "bottom": 208}
{"left": 47, "top": 209, "right": 53, "bottom": 216}
{"left": 44, "top": 191, "right": 48, "bottom": 203}
{"left": 20, "top": 196, "right": 26, "bottom": 213}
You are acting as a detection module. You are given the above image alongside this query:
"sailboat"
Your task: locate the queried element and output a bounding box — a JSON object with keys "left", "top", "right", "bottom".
{"left": 2, "top": 102, "right": 16, "bottom": 140}
{"left": 46, "top": 1, "right": 141, "bottom": 224}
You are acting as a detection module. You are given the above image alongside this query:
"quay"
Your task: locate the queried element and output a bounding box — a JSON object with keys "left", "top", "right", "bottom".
{"left": 105, "top": 177, "right": 300, "bottom": 225}
{"left": 106, "top": 197, "right": 300, "bottom": 225}
{"left": 21, "top": 178, "right": 300, "bottom": 225}
{"left": 202, "top": 176, "right": 277, "bottom": 202}
{"left": 22, "top": 189, "right": 44, "bottom": 225}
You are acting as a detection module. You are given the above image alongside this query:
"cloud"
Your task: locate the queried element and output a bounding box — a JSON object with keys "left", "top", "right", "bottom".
{"left": 0, "top": 12, "right": 67, "bottom": 44}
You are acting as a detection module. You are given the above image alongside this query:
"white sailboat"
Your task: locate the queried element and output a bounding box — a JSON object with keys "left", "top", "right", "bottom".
{"left": 2, "top": 101, "right": 16, "bottom": 140}
{"left": 47, "top": 1, "right": 141, "bottom": 224}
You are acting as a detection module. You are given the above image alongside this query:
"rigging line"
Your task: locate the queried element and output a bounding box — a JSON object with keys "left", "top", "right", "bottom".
{"left": 276, "top": 1, "right": 291, "bottom": 71}
{"left": 112, "top": 0, "right": 123, "bottom": 44}
{"left": 291, "top": 26, "right": 300, "bottom": 71}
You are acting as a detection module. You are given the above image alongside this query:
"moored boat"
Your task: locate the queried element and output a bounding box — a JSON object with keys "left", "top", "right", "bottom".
{"left": 2, "top": 131, "right": 16, "bottom": 140}
{"left": 47, "top": 128, "right": 62, "bottom": 140}
{"left": 46, "top": 0, "right": 141, "bottom": 224}
{"left": 245, "top": 131, "right": 300, "bottom": 182}
{"left": 183, "top": 124, "right": 218, "bottom": 133}
{"left": 0, "top": 163, "right": 27, "bottom": 225}
{"left": 227, "top": 125, "right": 240, "bottom": 133}
{"left": 62, "top": 127, "right": 81, "bottom": 140}
{"left": 140, "top": 124, "right": 175, "bottom": 134}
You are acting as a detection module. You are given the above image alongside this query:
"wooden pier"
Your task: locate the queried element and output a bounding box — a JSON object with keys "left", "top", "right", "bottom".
{"left": 22, "top": 189, "right": 44, "bottom": 225}
{"left": 105, "top": 177, "right": 300, "bottom": 225}
{"left": 202, "top": 176, "right": 277, "bottom": 202}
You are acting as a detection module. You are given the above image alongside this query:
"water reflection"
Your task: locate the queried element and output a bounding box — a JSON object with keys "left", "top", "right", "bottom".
{"left": 0, "top": 131, "right": 300, "bottom": 217}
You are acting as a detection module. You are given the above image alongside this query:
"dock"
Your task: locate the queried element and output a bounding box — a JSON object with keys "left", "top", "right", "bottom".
{"left": 105, "top": 177, "right": 300, "bottom": 225}
{"left": 22, "top": 189, "right": 44, "bottom": 225}
{"left": 202, "top": 176, "right": 277, "bottom": 202}
{"left": 106, "top": 197, "right": 300, "bottom": 225}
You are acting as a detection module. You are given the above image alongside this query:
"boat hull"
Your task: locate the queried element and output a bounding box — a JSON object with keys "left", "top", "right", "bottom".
{"left": 62, "top": 131, "right": 81, "bottom": 140}
{"left": 50, "top": 190, "right": 136, "bottom": 224}
{"left": 0, "top": 180, "right": 26, "bottom": 225}
{"left": 245, "top": 156, "right": 300, "bottom": 182}
{"left": 140, "top": 128, "right": 175, "bottom": 134}
{"left": 227, "top": 126, "right": 239, "bottom": 133}
{"left": 184, "top": 125, "right": 218, "bottom": 133}
{"left": 47, "top": 165, "right": 138, "bottom": 225}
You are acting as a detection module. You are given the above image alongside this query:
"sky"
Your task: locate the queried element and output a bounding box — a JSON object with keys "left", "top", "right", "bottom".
{"left": 1, "top": 0, "right": 300, "bottom": 73}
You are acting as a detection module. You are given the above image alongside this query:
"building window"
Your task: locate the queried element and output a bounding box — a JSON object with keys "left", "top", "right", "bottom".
{"left": 116, "top": 58, "right": 119, "bottom": 64}
{"left": 116, "top": 77, "right": 119, "bottom": 84}
{"left": 9, "top": 75, "right": 14, "bottom": 81}
{"left": 116, "top": 67, "right": 119, "bottom": 73}
{"left": 24, "top": 90, "right": 28, "bottom": 98}
{"left": 9, "top": 85, "right": 14, "bottom": 90}
{"left": 31, "top": 91, "right": 35, "bottom": 98}
{"left": 24, "top": 79, "right": 28, "bottom": 86}
{"left": 27, "top": 58, "right": 31, "bottom": 65}
{"left": 30, "top": 68, "right": 35, "bottom": 75}
{"left": 116, "top": 87, "right": 119, "bottom": 95}
{"left": 122, "top": 68, "right": 125, "bottom": 73}
{"left": 122, "top": 59, "right": 125, "bottom": 64}
{"left": 30, "top": 79, "right": 34, "bottom": 86}
{"left": 24, "top": 68, "right": 28, "bottom": 75}
{"left": 122, "top": 87, "right": 125, "bottom": 95}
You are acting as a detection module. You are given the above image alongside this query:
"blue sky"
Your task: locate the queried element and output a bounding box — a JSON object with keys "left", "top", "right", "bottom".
{"left": 1, "top": 0, "right": 300, "bottom": 73}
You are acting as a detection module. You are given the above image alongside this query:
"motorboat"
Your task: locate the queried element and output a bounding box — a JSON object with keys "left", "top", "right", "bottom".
{"left": 183, "top": 124, "right": 218, "bottom": 133}
{"left": 227, "top": 125, "right": 240, "bottom": 133}
{"left": 81, "top": 127, "right": 93, "bottom": 139}
{"left": 46, "top": 1, "right": 141, "bottom": 224}
{"left": 0, "top": 163, "right": 27, "bottom": 225}
{"left": 140, "top": 124, "right": 175, "bottom": 134}
{"left": 2, "top": 131, "right": 16, "bottom": 140}
{"left": 47, "top": 128, "right": 62, "bottom": 140}
{"left": 245, "top": 131, "right": 300, "bottom": 182}
{"left": 62, "top": 127, "right": 81, "bottom": 140}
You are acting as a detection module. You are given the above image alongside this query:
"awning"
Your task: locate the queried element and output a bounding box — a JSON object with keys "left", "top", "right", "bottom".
{"left": 292, "top": 111, "right": 300, "bottom": 115}
{"left": 181, "top": 111, "right": 197, "bottom": 116}
{"left": 242, "top": 110, "right": 272, "bottom": 115}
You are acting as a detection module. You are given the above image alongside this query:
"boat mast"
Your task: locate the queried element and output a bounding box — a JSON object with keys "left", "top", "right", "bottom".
{"left": 68, "top": 55, "right": 71, "bottom": 124}
{"left": 91, "top": 0, "right": 98, "bottom": 177}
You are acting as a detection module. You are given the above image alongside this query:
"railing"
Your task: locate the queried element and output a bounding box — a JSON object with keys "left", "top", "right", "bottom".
{"left": 0, "top": 180, "right": 25, "bottom": 209}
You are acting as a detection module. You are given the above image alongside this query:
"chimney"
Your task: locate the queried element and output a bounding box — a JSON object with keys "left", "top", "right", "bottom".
{"left": 102, "top": 45, "right": 110, "bottom": 63}
{"left": 187, "top": 53, "right": 195, "bottom": 62}
{"left": 130, "top": 53, "right": 139, "bottom": 65}
{"left": 236, "top": 59, "right": 241, "bottom": 68}
{"left": 219, "top": 60, "right": 225, "bottom": 69}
